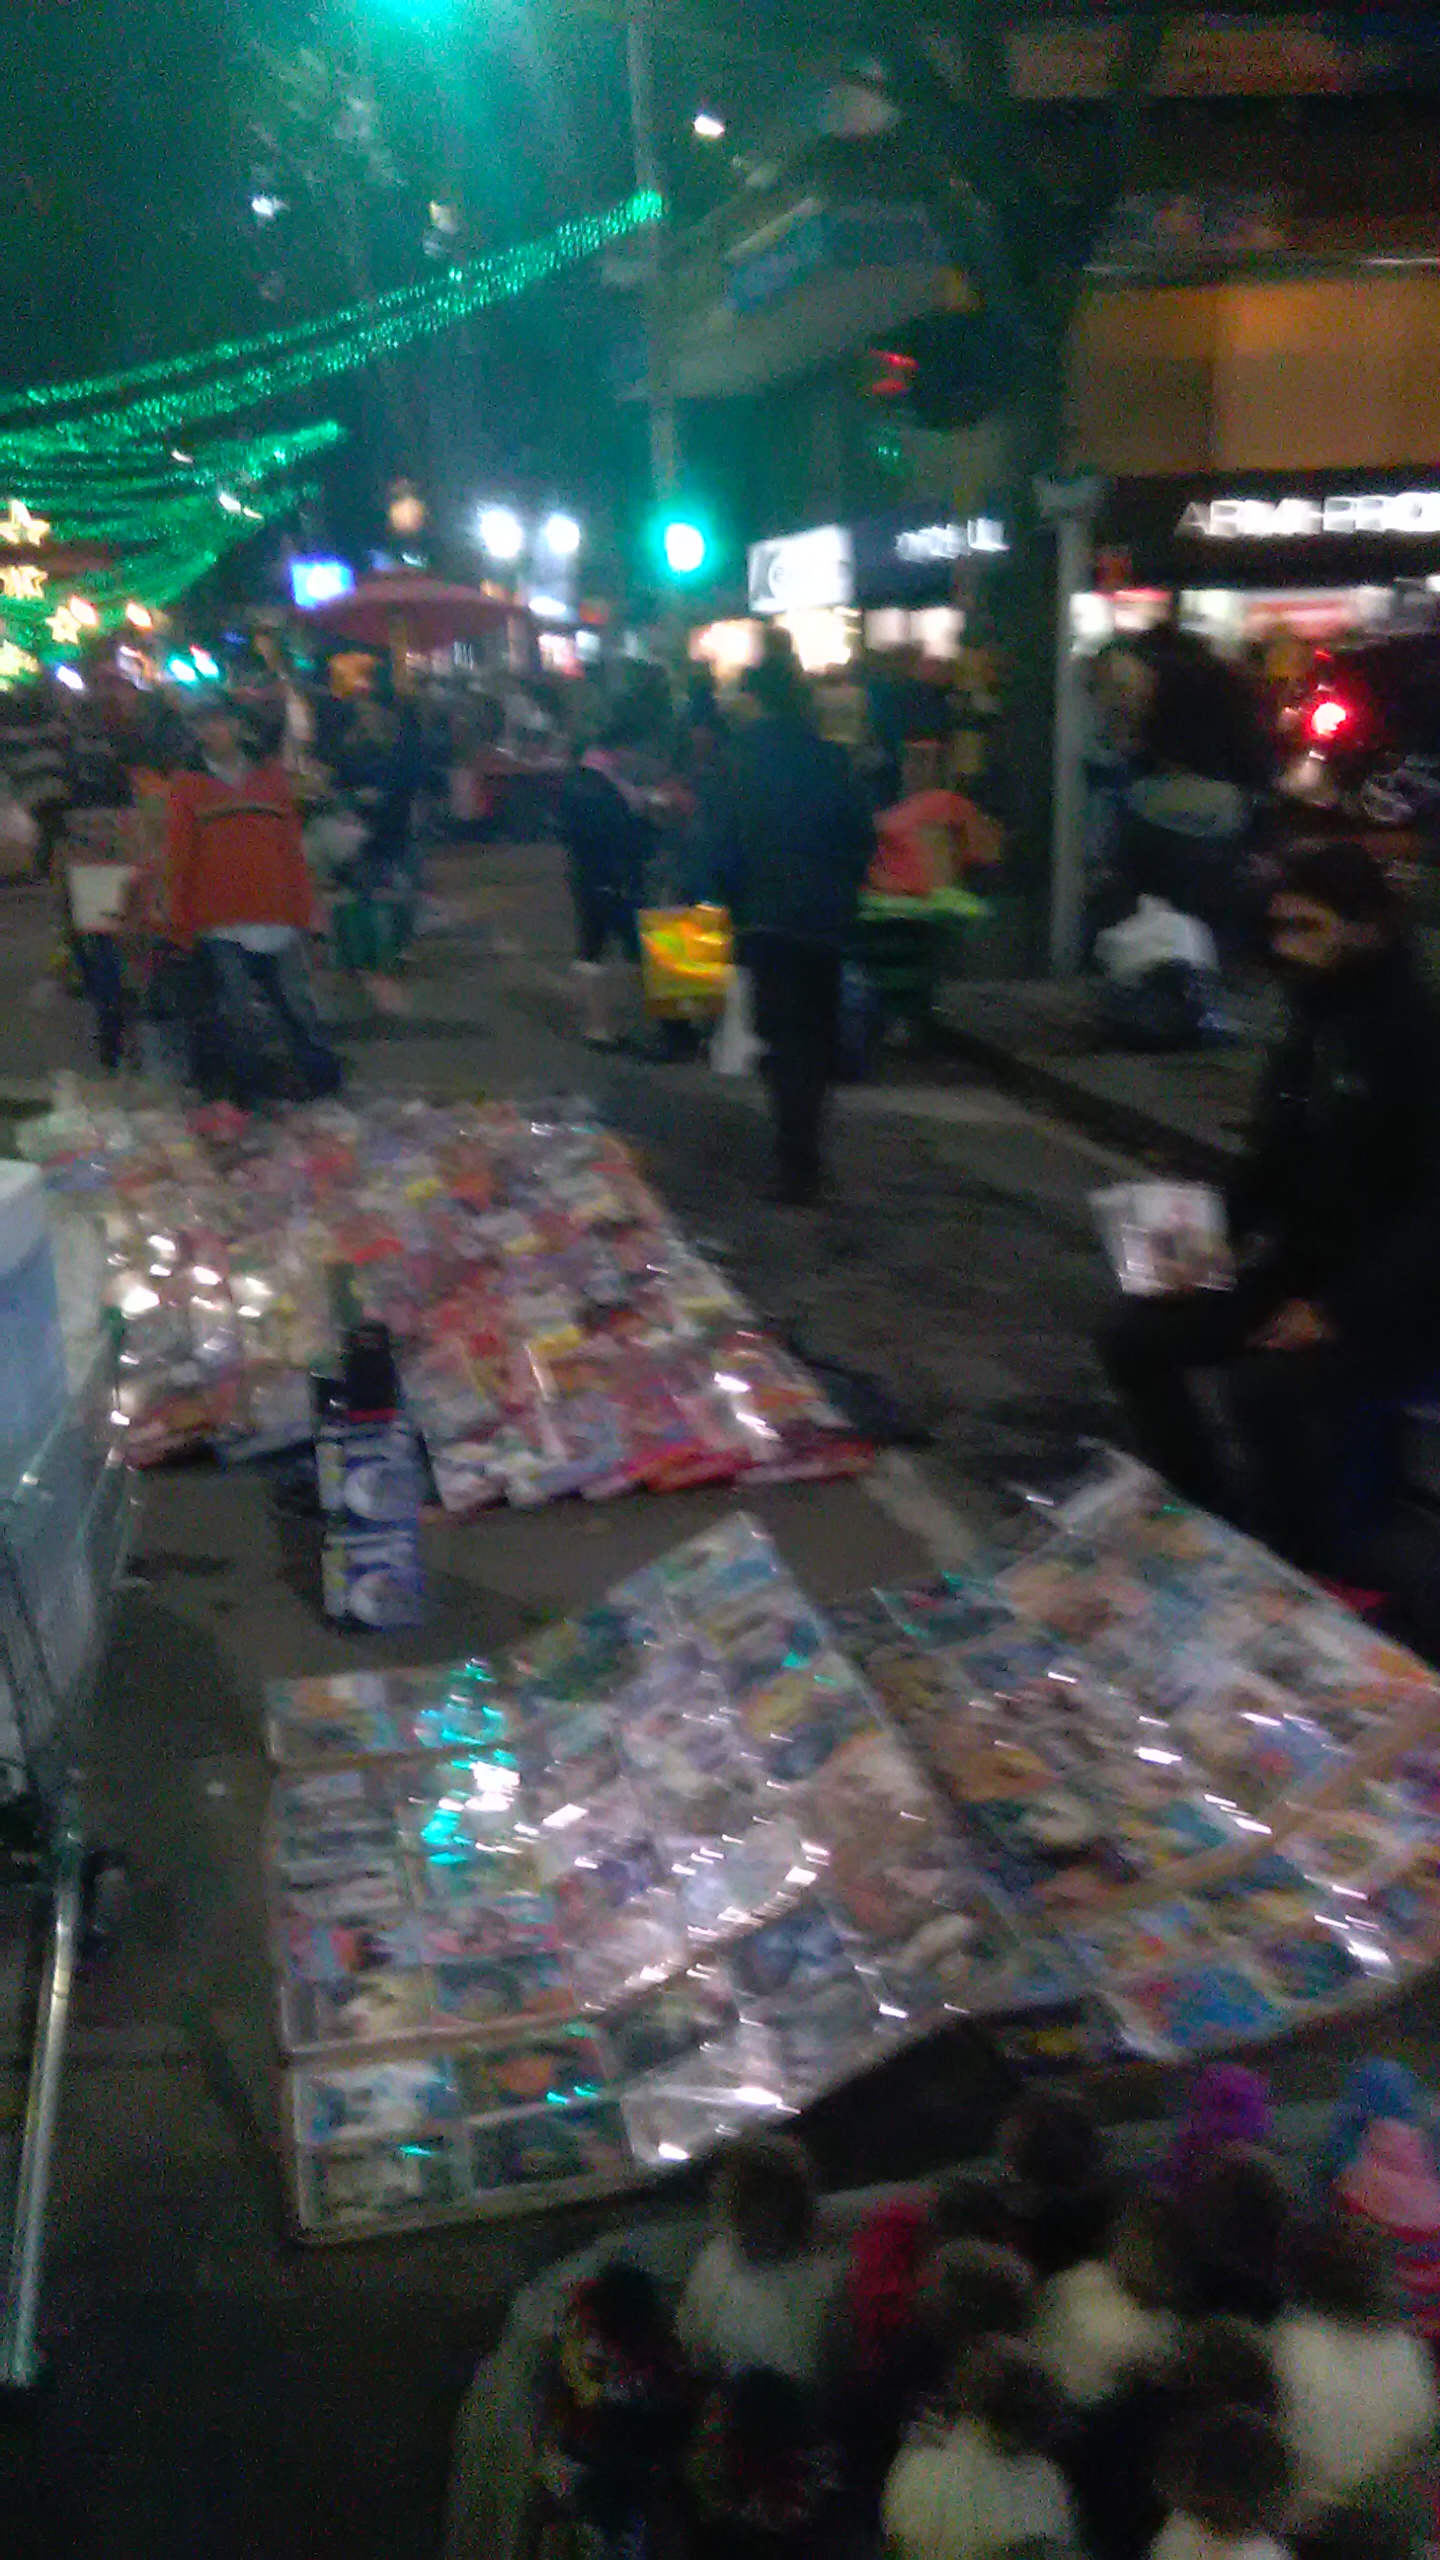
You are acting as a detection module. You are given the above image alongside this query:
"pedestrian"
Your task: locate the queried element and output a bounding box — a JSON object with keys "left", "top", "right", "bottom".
{"left": 707, "top": 652, "right": 874, "bottom": 1204}
{"left": 163, "top": 702, "right": 340, "bottom": 1106}
{"left": 1101, "top": 837, "right": 1440, "bottom": 1576}
{"left": 557, "top": 695, "right": 670, "bottom": 1048}
{"left": 331, "top": 691, "right": 426, "bottom": 1014}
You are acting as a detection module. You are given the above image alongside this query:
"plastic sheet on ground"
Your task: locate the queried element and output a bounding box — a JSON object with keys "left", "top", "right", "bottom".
{"left": 19, "top": 1092, "right": 870, "bottom": 1500}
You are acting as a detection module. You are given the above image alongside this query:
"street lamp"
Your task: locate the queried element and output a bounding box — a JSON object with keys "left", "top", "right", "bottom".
{"left": 540, "top": 512, "right": 582, "bottom": 558}
{"left": 477, "top": 505, "right": 525, "bottom": 563}
{"left": 692, "top": 109, "right": 726, "bottom": 141}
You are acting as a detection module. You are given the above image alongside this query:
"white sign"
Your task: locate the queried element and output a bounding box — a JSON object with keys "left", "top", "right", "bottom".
{"left": 895, "top": 518, "right": 1007, "bottom": 562}
{"left": 748, "top": 524, "right": 854, "bottom": 615}
{"left": 1180, "top": 491, "right": 1440, "bottom": 540}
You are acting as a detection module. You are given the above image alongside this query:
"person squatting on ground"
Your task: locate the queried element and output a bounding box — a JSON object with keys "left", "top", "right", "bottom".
{"left": 1102, "top": 837, "right": 1440, "bottom": 1577}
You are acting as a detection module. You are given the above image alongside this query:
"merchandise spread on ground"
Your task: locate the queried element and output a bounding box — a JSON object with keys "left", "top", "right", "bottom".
{"left": 21, "top": 1093, "right": 869, "bottom": 1501}
{"left": 264, "top": 1478, "right": 1440, "bottom": 2240}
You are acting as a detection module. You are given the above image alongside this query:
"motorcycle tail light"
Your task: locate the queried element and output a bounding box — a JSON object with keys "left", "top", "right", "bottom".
{"left": 1306, "top": 693, "right": 1353, "bottom": 747}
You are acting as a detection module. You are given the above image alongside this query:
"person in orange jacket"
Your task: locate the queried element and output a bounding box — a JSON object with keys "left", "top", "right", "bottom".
{"left": 163, "top": 703, "right": 340, "bottom": 1104}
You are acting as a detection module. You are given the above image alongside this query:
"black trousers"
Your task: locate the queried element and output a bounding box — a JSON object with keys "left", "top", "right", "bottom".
{"left": 1101, "top": 1277, "right": 1415, "bottom": 1575}
{"left": 742, "top": 932, "right": 841, "bottom": 1201}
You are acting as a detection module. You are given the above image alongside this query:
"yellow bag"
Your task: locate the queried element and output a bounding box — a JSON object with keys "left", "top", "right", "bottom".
{"left": 637, "top": 904, "right": 733, "bottom": 1018}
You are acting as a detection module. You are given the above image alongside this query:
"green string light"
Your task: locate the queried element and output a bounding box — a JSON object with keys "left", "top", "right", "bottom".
{"left": 0, "top": 185, "right": 664, "bottom": 652}
{"left": 0, "top": 189, "right": 662, "bottom": 461}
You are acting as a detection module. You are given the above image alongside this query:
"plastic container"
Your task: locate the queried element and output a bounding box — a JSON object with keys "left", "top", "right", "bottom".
{"left": 0, "top": 1163, "right": 66, "bottom": 1476}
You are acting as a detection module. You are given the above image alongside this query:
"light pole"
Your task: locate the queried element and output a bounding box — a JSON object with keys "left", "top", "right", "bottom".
{"left": 626, "top": 0, "right": 677, "bottom": 505}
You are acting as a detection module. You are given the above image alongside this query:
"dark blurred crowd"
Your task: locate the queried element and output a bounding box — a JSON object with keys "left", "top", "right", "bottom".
{"left": 500, "top": 2057, "right": 1440, "bottom": 2560}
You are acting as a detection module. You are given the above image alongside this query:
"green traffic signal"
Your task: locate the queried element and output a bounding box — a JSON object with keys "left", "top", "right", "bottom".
{"left": 654, "top": 514, "right": 710, "bottom": 579}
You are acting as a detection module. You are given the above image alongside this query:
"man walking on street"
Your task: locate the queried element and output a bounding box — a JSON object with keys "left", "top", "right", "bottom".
{"left": 708, "top": 655, "right": 874, "bottom": 1205}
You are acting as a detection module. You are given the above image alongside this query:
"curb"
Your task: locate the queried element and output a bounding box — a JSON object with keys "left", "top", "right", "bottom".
{"left": 936, "top": 1016, "right": 1243, "bottom": 1183}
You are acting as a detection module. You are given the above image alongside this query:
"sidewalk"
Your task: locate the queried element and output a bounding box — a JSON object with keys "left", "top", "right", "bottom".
{"left": 936, "top": 975, "right": 1272, "bottom": 1179}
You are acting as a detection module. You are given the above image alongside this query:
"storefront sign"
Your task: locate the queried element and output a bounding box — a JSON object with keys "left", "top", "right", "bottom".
{"left": 1180, "top": 491, "right": 1440, "bottom": 540}
{"left": 748, "top": 524, "right": 854, "bottom": 615}
{"left": 894, "top": 517, "right": 1007, "bottom": 562}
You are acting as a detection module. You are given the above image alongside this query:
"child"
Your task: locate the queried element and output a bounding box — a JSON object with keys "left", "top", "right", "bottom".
{"left": 999, "top": 2088, "right": 1116, "bottom": 2279}
{"left": 685, "top": 2366, "right": 840, "bottom": 2558}
{"left": 1269, "top": 2215, "right": 1438, "bottom": 2531}
{"left": 883, "top": 2335, "right": 1077, "bottom": 2560}
{"left": 534, "top": 2260, "right": 690, "bottom": 2547}
{"left": 1320, "top": 2065, "right": 1440, "bottom": 2345}
{"left": 1152, "top": 2404, "right": 1292, "bottom": 2560}
{"left": 845, "top": 2177, "right": 1020, "bottom": 2391}
{"left": 677, "top": 2134, "right": 839, "bottom": 2390}
{"left": 1034, "top": 2194, "right": 1188, "bottom": 2409}
{"left": 842, "top": 2225, "right": 1033, "bottom": 2508}
{"left": 1069, "top": 2319, "right": 1282, "bottom": 2560}
{"left": 1161, "top": 2067, "right": 1274, "bottom": 2200}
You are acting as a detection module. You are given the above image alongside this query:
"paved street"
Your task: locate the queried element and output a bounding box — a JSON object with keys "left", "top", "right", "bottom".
{"left": 11, "top": 837, "right": 1427, "bottom": 2557}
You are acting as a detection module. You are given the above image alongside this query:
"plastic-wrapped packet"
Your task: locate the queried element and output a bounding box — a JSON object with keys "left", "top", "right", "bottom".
{"left": 621, "top": 2022, "right": 795, "bottom": 2169}
{"left": 420, "top": 1888, "right": 560, "bottom": 1969}
{"left": 1199, "top": 1852, "right": 1412, "bottom": 2013}
{"left": 566, "top": 1889, "right": 690, "bottom": 2009}
{"left": 1103, "top": 1955, "right": 1286, "bottom": 2061}
{"left": 534, "top": 1779, "right": 666, "bottom": 1935}
{"left": 766, "top": 1971, "right": 901, "bottom": 2103}
{"left": 297, "top": 2134, "right": 467, "bottom": 2234}
{"left": 735, "top": 1652, "right": 877, "bottom": 1784}
{"left": 1166, "top": 1668, "right": 1349, "bottom": 1816}
{"left": 1282, "top": 1790, "right": 1425, "bottom": 1892}
{"left": 401, "top": 1337, "right": 504, "bottom": 1449}
{"left": 508, "top": 1602, "right": 647, "bottom": 1709}
{"left": 282, "top": 1963, "right": 435, "bottom": 2053}
{"left": 669, "top": 1813, "right": 812, "bottom": 1942}
{"left": 388, "top": 1753, "right": 526, "bottom": 1858}
{"left": 1092, "top": 1181, "right": 1232, "bottom": 1296}
{"left": 454, "top": 2027, "right": 612, "bottom": 2117}
{"left": 265, "top": 1662, "right": 506, "bottom": 1766}
{"left": 883, "top": 1890, "right": 1071, "bottom": 2022}
{"left": 429, "top": 1946, "right": 576, "bottom": 2030}
{"left": 876, "top": 1579, "right": 1018, "bottom": 1652}
{"left": 291, "top": 2052, "right": 460, "bottom": 2148}
{"left": 996, "top": 1539, "right": 1153, "bottom": 1650}
{"left": 519, "top": 1706, "right": 623, "bottom": 1816}
{"left": 601, "top": 1966, "right": 738, "bottom": 2080}
{"left": 468, "top": 2099, "right": 632, "bottom": 2197}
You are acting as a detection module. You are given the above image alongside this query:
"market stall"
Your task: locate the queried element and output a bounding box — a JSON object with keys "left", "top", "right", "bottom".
{"left": 260, "top": 1464, "right": 1440, "bottom": 2243}
{"left": 17, "top": 1092, "right": 871, "bottom": 1504}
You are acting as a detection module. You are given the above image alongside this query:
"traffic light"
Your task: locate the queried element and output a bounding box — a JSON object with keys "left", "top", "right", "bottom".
{"left": 863, "top": 310, "right": 1020, "bottom": 433}
{"left": 656, "top": 514, "right": 710, "bottom": 579}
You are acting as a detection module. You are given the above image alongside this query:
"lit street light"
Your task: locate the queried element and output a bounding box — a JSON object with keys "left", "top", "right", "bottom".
{"left": 477, "top": 505, "right": 525, "bottom": 562}
{"left": 692, "top": 109, "right": 726, "bottom": 141}
{"left": 540, "top": 512, "right": 582, "bottom": 558}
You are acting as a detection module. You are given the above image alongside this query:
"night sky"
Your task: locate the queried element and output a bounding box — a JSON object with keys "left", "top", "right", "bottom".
{"left": 0, "top": 0, "right": 708, "bottom": 585}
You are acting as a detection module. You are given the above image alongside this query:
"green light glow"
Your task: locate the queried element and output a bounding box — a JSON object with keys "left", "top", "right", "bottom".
{"left": 0, "top": 187, "right": 664, "bottom": 645}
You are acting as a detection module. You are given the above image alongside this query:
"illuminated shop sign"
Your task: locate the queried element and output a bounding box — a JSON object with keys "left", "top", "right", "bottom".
{"left": 748, "top": 524, "right": 854, "bottom": 614}
{"left": 1179, "top": 492, "right": 1440, "bottom": 540}
{"left": 894, "top": 517, "right": 1007, "bottom": 562}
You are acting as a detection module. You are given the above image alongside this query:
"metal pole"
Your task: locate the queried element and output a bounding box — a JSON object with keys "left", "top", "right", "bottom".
{"left": 627, "top": 0, "right": 677, "bottom": 501}
{"left": 1038, "top": 475, "right": 1102, "bottom": 977}
{"left": 0, "top": 1816, "right": 83, "bottom": 2390}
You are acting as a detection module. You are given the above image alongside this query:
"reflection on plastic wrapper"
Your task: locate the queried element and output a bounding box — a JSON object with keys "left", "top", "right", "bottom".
{"left": 1092, "top": 1181, "right": 1233, "bottom": 1297}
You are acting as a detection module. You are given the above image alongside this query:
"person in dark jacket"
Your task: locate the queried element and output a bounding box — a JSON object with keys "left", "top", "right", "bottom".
{"left": 1102, "top": 836, "right": 1440, "bottom": 1573}
{"left": 708, "top": 655, "right": 875, "bottom": 1203}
